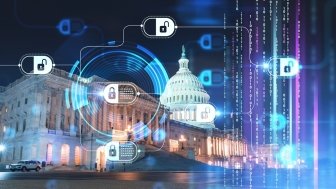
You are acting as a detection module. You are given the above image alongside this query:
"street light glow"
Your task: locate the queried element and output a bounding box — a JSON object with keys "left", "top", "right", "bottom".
{"left": 0, "top": 144, "right": 5, "bottom": 152}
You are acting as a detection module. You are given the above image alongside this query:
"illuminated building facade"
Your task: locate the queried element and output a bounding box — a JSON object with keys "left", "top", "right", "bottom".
{"left": 0, "top": 48, "right": 248, "bottom": 169}
{"left": 0, "top": 69, "right": 167, "bottom": 170}
{"left": 160, "top": 46, "right": 248, "bottom": 167}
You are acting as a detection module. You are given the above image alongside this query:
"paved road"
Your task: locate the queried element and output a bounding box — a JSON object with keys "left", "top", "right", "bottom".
{"left": 0, "top": 171, "right": 224, "bottom": 183}
{"left": 0, "top": 169, "right": 333, "bottom": 189}
{"left": 0, "top": 171, "right": 226, "bottom": 189}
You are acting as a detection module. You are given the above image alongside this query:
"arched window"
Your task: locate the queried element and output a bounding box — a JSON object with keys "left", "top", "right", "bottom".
{"left": 46, "top": 144, "right": 52, "bottom": 164}
{"left": 186, "top": 95, "right": 188, "bottom": 101}
{"left": 75, "top": 146, "right": 81, "bottom": 166}
{"left": 194, "top": 96, "right": 196, "bottom": 101}
{"left": 181, "top": 95, "right": 184, "bottom": 101}
{"left": 60, "top": 144, "right": 70, "bottom": 165}
{"left": 173, "top": 96, "right": 175, "bottom": 102}
{"left": 96, "top": 146, "right": 106, "bottom": 171}
{"left": 177, "top": 95, "right": 179, "bottom": 101}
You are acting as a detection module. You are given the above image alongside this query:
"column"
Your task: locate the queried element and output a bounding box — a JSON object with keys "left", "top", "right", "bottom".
{"left": 216, "top": 138, "right": 219, "bottom": 156}
{"left": 155, "top": 114, "right": 159, "bottom": 131}
{"left": 236, "top": 141, "right": 238, "bottom": 156}
{"left": 239, "top": 142, "right": 242, "bottom": 156}
{"left": 222, "top": 139, "right": 224, "bottom": 157}
{"left": 78, "top": 110, "right": 83, "bottom": 136}
{"left": 131, "top": 108, "right": 136, "bottom": 127}
{"left": 211, "top": 137, "right": 214, "bottom": 156}
{"left": 96, "top": 103, "right": 101, "bottom": 131}
{"left": 224, "top": 139, "right": 227, "bottom": 157}
{"left": 55, "top": 92, "right": 62, "bottom": 130}
{"left": 70, "top": 105, "right": 75, "bottom": 136}
{"left": 147, "top": 112, "right": 152, "bottom": 143}
{"left": 102, "top": 102, "right": 108, "bottom": 132}
{"left": 229, "top": 140, "right": 232, "bottom": 156}
{"left": 92, "top": 99, "right": 97, "bottom": 131}
{"left": 39, "top": 90, "right": 48, "bottom": 130}
{"left": 219, "top": 138, "right": 222, "bottom": 157}
{"left": 214, "top": 138, "right": 216, "bottom": 156}
{"left": 123, "top": 106, "right": 128, "bottom": 130}
{"left": 218, "top": 138, "right": 221, "bottom": 156}
{"left": 113, "top": 105, "right": 117, "bottom": 130}
{"left": 166, "top": 110, "right": 170, "bottom": 141}
{"left": 215, "top": 138, "right": 218, "bottom": 156}
{"left": 39, "top": 91, "right": 47, "bottom": 129}
{"left": 207, "top": 136, "right": 212, "bottom": 156}
{"left": 140, "top": 110, "right": 144, "bottom": 140}
{"left": 227, "top": 140, "right": 231, "bottom": 157}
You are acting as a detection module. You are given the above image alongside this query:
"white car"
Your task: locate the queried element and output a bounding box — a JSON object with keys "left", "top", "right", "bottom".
{"left": 9, "top": 160, "right": 41, "bottom": 172}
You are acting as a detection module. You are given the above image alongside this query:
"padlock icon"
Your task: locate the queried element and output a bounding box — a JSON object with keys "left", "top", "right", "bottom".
{"left": 108, "top": 87, "right": 116, "bottom": 99}
{"left": 201, "top": 107, "right": 211, "bottom": 119}
{"left": 279, "top": 58, "right": 299, "bottom": 77}
{"left": 37, "top": 59, "right": 47, "bottom": 71}
{"left": 160, "top": 21, "right": 169, "bottom": 33}
{"left": 284, "top": 60, "right": 293, "bottom": 73}
{"left": 109, "top": 145, "right": 116, "bottom": 157}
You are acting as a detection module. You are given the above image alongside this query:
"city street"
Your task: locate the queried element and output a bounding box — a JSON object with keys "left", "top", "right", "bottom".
{"left": 0, "top": 171, "right": 225, "bottom": 189}
{"left": 0, "top": 169, "right": 330, "bottom": 189}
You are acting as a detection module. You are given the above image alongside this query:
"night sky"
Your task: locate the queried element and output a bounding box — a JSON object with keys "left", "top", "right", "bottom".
{"left": 0, "top": 0, "right": 335, "bottom": 165}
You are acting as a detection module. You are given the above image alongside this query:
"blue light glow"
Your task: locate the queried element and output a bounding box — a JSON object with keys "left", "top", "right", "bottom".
{"left": 133, "top": 122, "right": 151, "bottom": 141}
{"left": 277, "top": 145, "right": 297, "bottom": 168}
{"left": 198, "top": 69, "right": 212, "bottom": 86}
{"left": 199, "top": 34, "right": 212, "bottom": 50}
{"left": 57, "top": 18, "right": 87, "bottom": 36}
{"left": 270, "top": 113, "right": 287, "bottom": 131}
{"left": 31, "top": 104, "right": 41, "bottom": 116}
{"left": 146, "top": 155, "right": 157, "bottom": 167}
{"left": 71, "top": 83, "right": 89, "bottom": 110}
{"left": 263, "top": 63, "right": 270, "bottom": 69}
{"left": 153, "top": 129, "right": 166, "bottom": 142}
{"left": 0, "top": 144, "right": 5, "bottom": 151}
{"left": 145, "top": 59, "right": 169, "bottom": 94}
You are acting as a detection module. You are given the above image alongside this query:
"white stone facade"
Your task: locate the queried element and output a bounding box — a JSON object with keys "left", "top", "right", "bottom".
{"left": 0, "top": 69, "right": 167, "bottom": 170}
{"left": 0, "top": 65, "right": 248, "bottom": 169}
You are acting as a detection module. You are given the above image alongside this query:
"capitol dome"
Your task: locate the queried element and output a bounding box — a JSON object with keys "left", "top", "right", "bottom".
{"left": 160, "top": 46, "right": 214, "bottom": 129}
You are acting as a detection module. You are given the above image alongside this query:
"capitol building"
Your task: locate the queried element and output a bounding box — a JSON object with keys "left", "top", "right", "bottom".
{"left": 0, "top": 47, "right": 247, "bottom": 170}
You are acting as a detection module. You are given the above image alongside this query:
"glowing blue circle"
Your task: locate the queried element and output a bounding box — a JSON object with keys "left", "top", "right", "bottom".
{"left": 277, "top": 145, "right": 297, "bottom": 168}
{"left": 270, "top": 113, "right": 287, "bottom": 131}
{"left": 69, "top": 44, "right": 169, "bottom": 139}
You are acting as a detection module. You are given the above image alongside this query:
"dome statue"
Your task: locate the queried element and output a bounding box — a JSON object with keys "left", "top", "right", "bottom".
{"left": 160, "top": 46, "right": 215, "bottom": 129}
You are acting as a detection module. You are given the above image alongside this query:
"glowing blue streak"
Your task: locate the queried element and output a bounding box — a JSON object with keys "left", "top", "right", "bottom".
{"left": 77, "top": 48, "right": 165, "bottom": 137}
{"left": 69, "top": 60, "right": 80, "bottom": 78}
{"left": 144, "top": 58, "right": 169, "bottom": 94}
{"left": 65, "top": 88, "right": 70, "bottom": 109}
{"left": 136, "top": 45, "right": 156, "bottom": 59}
{"left": 71, "top": 83, "right": 88, "bottom": 110}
